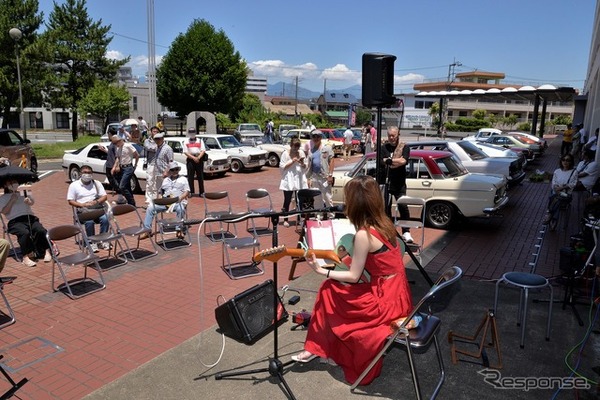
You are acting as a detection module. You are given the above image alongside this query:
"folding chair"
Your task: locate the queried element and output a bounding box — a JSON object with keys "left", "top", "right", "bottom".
{"left": 394, "top": 196, "right": 427, "bottom": 260}
{"left": 246, "top": 189, "right": 275, "bottom": 237}
{"left": 0, "top": 215, "right": 21, "bottom": 262}
{"left": 221, "top": 214, "right": 263, "bottom": 280}
{"left": 46, "top": 225, "right": 106, "bottom": 299}
{"left": 351, "top": 266, "right": 463, "bottom": 399}
{"left": 202, "top": 191, "right": 237, "bottom": 242}
{"left": 0, "top": 277, "right": 17, "bottom": 329}
{"left": 110, "top": 204, "right": 159, "bottom": 261}
{"left": 153, "top": 197, "right": 191, "bottom": 250}
{"left": 73, "top": 208, "right": 128, "bottom": 270}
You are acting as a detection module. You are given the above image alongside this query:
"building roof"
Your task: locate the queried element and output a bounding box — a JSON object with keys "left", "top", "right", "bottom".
{"left": 455, "top": 70, "right": 505, "bottom": 79}
{"left": 415, "top": 85, "right": 577, "bottom": 103}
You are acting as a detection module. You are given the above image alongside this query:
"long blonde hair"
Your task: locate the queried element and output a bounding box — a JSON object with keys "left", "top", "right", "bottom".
{"left": 344, "top": 175, "right": 397, "bottom": 243}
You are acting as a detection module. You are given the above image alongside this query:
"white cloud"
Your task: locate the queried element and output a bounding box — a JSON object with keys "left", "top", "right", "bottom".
{"left": 249, "top": 60, "right": 319, "bottom": 80}
{"left": 396, "top": 73, "right": 425, "bottom": 84}
{"left": 320, "top": 64, "right": 361, "bottom": 84}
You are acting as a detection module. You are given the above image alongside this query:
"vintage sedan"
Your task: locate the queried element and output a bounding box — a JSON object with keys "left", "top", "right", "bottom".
{"left": 406, "top": 140, "right": 526, "bottom": 189}
{"left": 284, "top": 128, "right": 344, "bottom": 156}
{"left": 331, "top": 150, "right": 509, "bottom": 229}
{"left": 163, "top": 137, "right": 231, "bottom": 177}
{"left": 201, "top": 134, "right": 267, "bottom": 173}
{"left": 484, "top": 135, "right": 542, "bottom": 158}
{"left": 62, "top": 142, "right": 186, "bottom": 193}
{"left": 233, "top": 132, "right": 288, "bottom": 167}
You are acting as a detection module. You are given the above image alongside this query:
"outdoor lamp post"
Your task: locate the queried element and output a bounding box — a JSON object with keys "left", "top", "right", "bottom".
{"left": 9, "top": 28, "right": 26, "bottom": 141}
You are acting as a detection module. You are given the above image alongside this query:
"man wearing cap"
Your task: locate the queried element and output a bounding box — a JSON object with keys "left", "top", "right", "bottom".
{"left": 143, "top": 126, "right": 173, "bottom": 205}
{"left": 343, "top": 126, "right": 354, "bottom": 161}
{"left": 142, "top": 161, "right": 190, "bottom": 238}
{"left": 112, "top": 136, "right": 139, "bottom": 206}
{"left": 183, "top": 127, "right": 206, "bottom": 196}
{"left": 306, "top": 130, "right": 335, "bottom": 213}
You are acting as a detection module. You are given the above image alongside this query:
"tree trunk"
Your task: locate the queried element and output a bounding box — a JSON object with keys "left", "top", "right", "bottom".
{"left": 71, "top": 110, "right": 78, "bottom": 141}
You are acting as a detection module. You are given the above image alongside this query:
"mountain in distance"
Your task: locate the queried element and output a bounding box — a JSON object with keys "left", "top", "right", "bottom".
{"left": 267, "top": 82, "right": 362, "bottom": 100}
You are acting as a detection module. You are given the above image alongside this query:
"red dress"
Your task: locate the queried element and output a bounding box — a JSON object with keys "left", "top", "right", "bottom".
{"left": 304, "top": 228, "right": 413, "bottom": 385}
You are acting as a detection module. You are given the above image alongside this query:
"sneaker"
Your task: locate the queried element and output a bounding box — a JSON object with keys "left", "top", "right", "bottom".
{"left": 101, "top": 242, "right": 112, "bottom": 250}
{"left": 402, "top": 232, "right": 414, "bottom": 243}
{"left": 89, "top": 243, "right": 99, "bottom": 253}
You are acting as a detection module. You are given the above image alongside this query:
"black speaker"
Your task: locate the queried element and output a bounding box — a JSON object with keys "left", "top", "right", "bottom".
{"left": 362, "top": 53, "right": 397, "bottom": 108}
{"left": 215, "top": 280, "right": 288, "bottom": 344}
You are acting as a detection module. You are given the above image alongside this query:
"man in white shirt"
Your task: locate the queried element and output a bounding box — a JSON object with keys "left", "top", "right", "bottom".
{"left": 183, "top": 127, "right": 206, "bottom": 196}
{"left": 576, "top": 149, "right": 599, "bottom": 191}
{"left": 67, "top": 165, "right": 109, "bottom": 251}
{"left": 142, "top": 162, "right": 190, "bottom": 237}
{"left": 343, "top": 126, "right": 354, "bottom": 161}
{"left": 584, "top": 127, "right": 599, "bottom": 153}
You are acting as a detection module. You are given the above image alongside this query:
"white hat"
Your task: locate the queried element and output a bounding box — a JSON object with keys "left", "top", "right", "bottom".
{"left": 168, "top": 161, "right": 180, "bottom": 170}
{"left": 154, "top": 132, "right": 165, "bottom": 138}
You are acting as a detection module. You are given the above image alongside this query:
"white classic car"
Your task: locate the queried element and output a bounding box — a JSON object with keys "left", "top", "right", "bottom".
{"left": 200, "top": 134, "right": 268, "bottom": 172}
{"left": 331, "top": 150, "right": 509, "bottom": 229}
{"left": 62, "top": 142, "right": 187, "bottom": 193}
{"left": 234, "top": 132, "right": 288, "bottom": 167}
{"left": 284, "top": 128, "right": 344, "bottom": 157}
{"left": 163, "top": 137, "right": 231, "bottom": 177}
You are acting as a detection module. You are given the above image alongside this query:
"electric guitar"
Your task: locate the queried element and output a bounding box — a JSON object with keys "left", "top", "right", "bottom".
{"left": 253, "top": 245, "right": 340, "bottom": 264}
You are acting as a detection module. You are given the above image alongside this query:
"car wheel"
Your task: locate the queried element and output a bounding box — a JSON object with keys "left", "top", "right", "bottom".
{"left": 267, "top": 153, "right": 280, "bottom": 167}
{"left": 30, "top": 157, "right": 38, "bottom": 174}
{"left": 425, "top": 201, "right": 455, "bottom": 229}
{"left": 230, "top": 159, "right": 243, "bottom": 173}
{"left": 130, "top": 175, "right": 141, "bottom": 194}
{"left": 69, "top": 165, "right": 81, "bottom": 182}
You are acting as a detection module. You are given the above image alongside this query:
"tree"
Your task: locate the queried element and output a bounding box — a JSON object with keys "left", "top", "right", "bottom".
{"left": 355, "top": 108, "right": 372, "bottom": 126}
{"left": 0, "top": 0, "right": 45, "bottom": 129}
{"left": 234, "top": 93, "right": 266, "bottom": 123}
{"left": 78, "top": 81, "right": 129, "bottom": 132}
{"left": 41, "top": 0, "right": 127, "bottom": 140}
{"left": 156, "top": 19, "right": 247, "bottom": 118}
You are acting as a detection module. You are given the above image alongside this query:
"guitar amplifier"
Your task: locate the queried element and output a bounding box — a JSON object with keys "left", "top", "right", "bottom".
{"left": 215, "top": 280, "right": 288, "bottom": 344}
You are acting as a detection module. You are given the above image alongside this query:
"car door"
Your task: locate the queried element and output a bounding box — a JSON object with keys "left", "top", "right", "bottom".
{"left": 84, "top": 145, "right": 109, "bottom": 181}
{"left": 406, "top": 157, "right": 435, "bottom": 200}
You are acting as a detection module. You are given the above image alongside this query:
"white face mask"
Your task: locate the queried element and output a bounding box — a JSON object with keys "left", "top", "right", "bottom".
{"left": 81, "top": 173, "right": 93, "bottom": 183}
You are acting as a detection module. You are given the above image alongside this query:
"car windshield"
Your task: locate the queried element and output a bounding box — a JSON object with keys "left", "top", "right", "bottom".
{"left": 240, "top": 124, "right": 261, "bottom": 131}
{"left": 352, "top": 129, "right": 362, "bottom": 140}
{"left": 435, "top": 156, "right": 468, "bottom": 177}
{"left": 218, "top": 136, "right": 243, "bottom": 148}
{"left": 456, "top": 140, "right": 488, "bottom": 160}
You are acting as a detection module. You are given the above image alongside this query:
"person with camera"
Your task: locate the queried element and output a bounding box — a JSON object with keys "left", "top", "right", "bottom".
{"left": 379, "top": 126, "right": 412, "bottom": 242}
{"left": 542, "top": 154, "right": 578, "bottom": 225}
{"left": 306, "top": 131, "right": 335, "bottom": 215}
{"left": 67, "top": 165, "right": 109, "bottom": 252}
{"left": 291, "top": 175, "right": 413, "bottom": 386}
{"left": 183, "top": 127, "right": 206, "bottom": 197}
{"left": 141, "top": 162, "right": 190, "bottom": 238}
{"left": 0, "top": 179, "right": 52, "bottom": 267}
{"left": 279, "top": 136, "right": 308, "bottom": 227}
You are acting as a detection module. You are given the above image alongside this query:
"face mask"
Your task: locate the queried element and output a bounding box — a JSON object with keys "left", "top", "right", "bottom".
{"left": 10, "top": 183, "right": 19, "bottom": 191}
{"left": 81, "top": 173, "right": 93, "bottom": 183}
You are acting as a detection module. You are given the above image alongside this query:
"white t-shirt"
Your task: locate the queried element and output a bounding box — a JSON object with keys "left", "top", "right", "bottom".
{"left": 344, "top": 129, "right": 354, "bottom": 145}
{"left": 117, "top": 143, "right": 137, "bottom": 165}
{"left": 67, "top": 179, "right": 107, "bottom": 203}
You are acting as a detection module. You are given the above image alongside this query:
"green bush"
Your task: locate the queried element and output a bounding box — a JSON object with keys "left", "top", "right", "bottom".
{"left": 32, "top": 135, "right": 99, "bottom": 159}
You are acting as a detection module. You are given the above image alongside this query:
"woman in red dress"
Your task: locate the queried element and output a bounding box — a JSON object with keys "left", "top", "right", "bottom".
{"left": 292, "top": 175, "right": 413, "bottom": 386}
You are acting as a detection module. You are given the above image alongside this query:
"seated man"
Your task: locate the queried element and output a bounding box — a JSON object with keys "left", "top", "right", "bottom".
{"left": 142, "top": 162, "right": 190, "bottom": 239}
{"left": 66, "top": 164, "right": 110, "bottom": 252}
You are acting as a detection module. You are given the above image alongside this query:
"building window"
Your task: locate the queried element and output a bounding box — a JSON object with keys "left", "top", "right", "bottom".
{"left": 447, "top": 111, "right": 454, "bottom": 117}
{"left": 56, "top": 112, "right": 69, "bottom": 129}
{"left": 133, "top": 96, "right": 138, "bottom": 111}
{"left": 459, "top": 111, "right": 468, "bottom": 117}
{"left": 415, "top": 101, "right": 424, "bottom": 109}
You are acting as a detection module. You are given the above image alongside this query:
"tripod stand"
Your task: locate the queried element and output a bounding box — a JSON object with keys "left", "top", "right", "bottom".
{"left": 214, "top": 212, "right": 297, "bottom": 399}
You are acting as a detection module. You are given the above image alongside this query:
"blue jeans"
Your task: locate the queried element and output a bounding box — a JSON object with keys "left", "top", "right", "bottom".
{"left": 119, "top": 165, "right": 136, "bottom": 206}
{"left": 144, "top": 203, "right": 186, "bottom": 229}
{"left": 84, "top": 215, "right": 109, "bottom": 237}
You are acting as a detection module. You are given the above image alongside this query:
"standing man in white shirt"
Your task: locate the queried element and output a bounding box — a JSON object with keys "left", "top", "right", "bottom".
{"left": 143, "top": 129, "right": 173, "bottom": 206}
{"left": 183, "top": 127, "right": 206, "bottom": 197}
{"left": 343, "top": 126, "right": 354, "bottom": 161}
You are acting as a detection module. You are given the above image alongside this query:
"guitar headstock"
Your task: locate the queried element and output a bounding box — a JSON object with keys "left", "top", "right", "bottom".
{"left": 253, "top": 245, "right": 288, "bottom": 263}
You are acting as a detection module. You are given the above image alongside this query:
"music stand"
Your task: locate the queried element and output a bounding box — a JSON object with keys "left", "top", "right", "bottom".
{"left": 215, "top": 212, "right": 297, "bottom": 399}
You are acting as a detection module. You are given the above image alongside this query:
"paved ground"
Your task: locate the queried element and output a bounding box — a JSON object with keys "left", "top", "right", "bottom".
{"left": 0, "top": 133, "right": 597, "bottom": 399}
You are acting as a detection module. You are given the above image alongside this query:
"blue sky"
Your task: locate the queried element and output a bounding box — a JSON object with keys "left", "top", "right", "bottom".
{"left": 39, "top": 0, "right": 596, "bottom": 93}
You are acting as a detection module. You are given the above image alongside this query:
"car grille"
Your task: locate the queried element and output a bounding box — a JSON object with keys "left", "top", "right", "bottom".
{"left": 250, "top": 154, "right": 267, "bottom": 161}
{"left": 509, "top": 159, "right": 524, "bottom": 177}
{"left": 212, "top": 159, "right": 228, "bottom": 166}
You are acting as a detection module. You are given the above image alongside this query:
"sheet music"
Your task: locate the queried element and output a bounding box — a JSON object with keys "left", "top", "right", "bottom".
{"left": 307, "top": 219, "right": 356, "bottom": 267}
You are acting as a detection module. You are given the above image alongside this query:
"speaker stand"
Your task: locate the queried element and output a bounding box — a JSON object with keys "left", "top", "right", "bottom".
{"left": 215, "top": 214, "right": 297, "bottom": 400}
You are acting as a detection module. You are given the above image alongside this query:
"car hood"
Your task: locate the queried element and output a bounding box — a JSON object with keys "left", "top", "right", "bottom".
{"left": 460, "top": 172, "right": 507, "bottom": 189}
{"left": 220, "top": 146, "right": 267, "bottom": 156}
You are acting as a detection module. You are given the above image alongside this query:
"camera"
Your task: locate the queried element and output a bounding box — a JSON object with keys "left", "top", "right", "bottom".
{"left": 384, "top": 157, "right": 393, "bottom": 166}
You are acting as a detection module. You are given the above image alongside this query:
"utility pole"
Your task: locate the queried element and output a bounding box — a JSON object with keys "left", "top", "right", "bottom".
{"left": 439, "top": 59, "right": 461, "bottom": 136}
{"left": 147, "top": 0, "right": 157, "bottom": 124}
{"left": 294, "top": 76, "right": 299, "bottom": 117}
{"left": 323, "top": 79, "right": 327, "bottom": 115}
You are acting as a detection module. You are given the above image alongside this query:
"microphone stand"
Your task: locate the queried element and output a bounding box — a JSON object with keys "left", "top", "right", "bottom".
{"left": 213, "top": 209, "right": 335, "bottom": 400}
